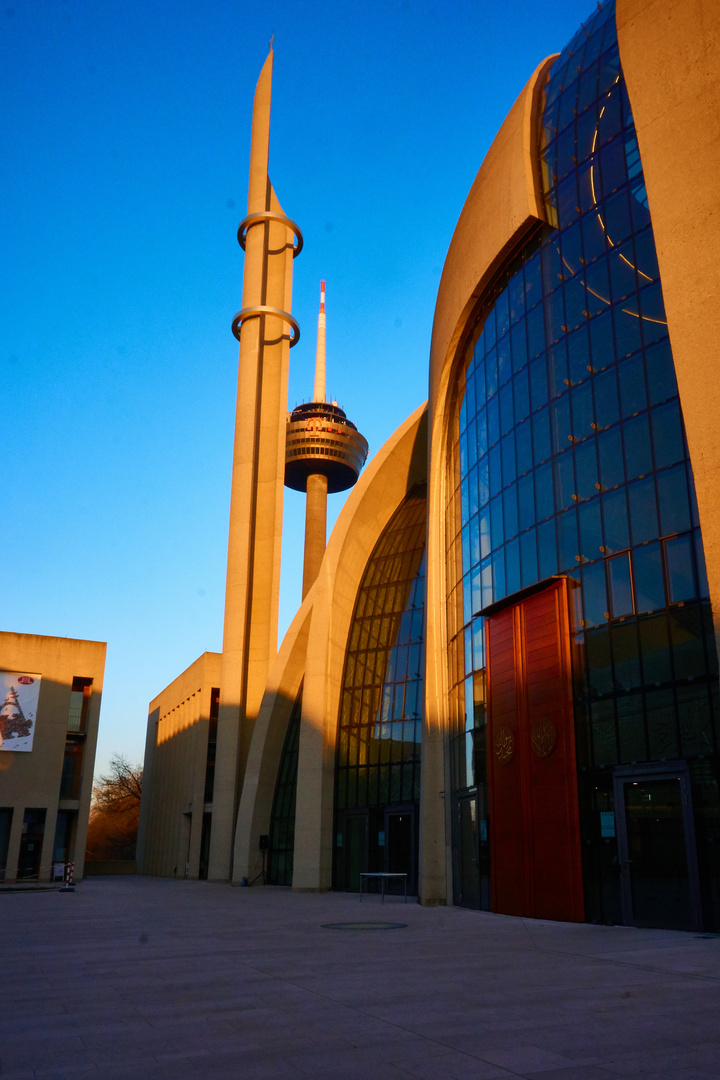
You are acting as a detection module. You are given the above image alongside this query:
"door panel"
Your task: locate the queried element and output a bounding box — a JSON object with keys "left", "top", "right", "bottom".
{"left": 487, "top": 606, "right": 525, "bottom": 915}
{"left": 385, "top": 806, "right": 415, "bottom": 894}
{"left": 18, "top": 808, "right": 46, "bottom": 880}
{"left": 486, "top": 580, "right": 584, "bottom": 921}
{"left": 336, "top": 812, "right": 368, "bottom": 892}
{"left": 458, "top": 796, "right": 480, "bottom": 908}
{"left": 614, "top": 765, "right": 701, "bottom": 930}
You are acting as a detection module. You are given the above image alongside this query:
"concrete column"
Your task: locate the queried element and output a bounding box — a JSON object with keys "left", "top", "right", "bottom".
{"left": 209, "top": 50, "right": 295, "bottom": 881}
{"left": 302, "top": 473, "right": 328, "bottom": 599}
{"left": 5, "top": 814, "right": 22, "bottom": 884}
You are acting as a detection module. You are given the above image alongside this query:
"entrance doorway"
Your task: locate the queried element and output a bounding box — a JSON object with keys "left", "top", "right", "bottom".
{"left": 485, "top": 580, "right": 584, "bottom": 921}
{"left": 198, "top": 813, "right": 212, "bottom": 880}
{"left": 18, "top": 808, "right": 46, "bottom": 880}
{"left": 614, "top": 763, "right": 702, "bottom": 930}
{"left": 335, "top": 812, "right": 368, "bottom": 892}
{"left": 456, "top": 791, "right": 491, "bottom": 909}
{"left": 384, "top": 806, "right": 416, "bottom": 895}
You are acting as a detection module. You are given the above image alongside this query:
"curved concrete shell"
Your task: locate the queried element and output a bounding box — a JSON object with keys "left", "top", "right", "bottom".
{"left": 233, "top": 403, "right": 428, "bottom": 887}
{"left": 424, "top": 0, "right": 720, "bottom": 922}
{"left": 616, "top": 0, "right": 720, "bottom": 645}
{"left": 423, "top": 55, "right": 555, "bottom": 904}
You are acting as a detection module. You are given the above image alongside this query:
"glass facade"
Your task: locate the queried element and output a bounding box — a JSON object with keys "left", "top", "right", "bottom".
{"left": 267, "top": 688, "right": 302, "bottom": 887}
{"left": 334, "top": 485, "right": 426, "bottom": 892}
{"left": 447, "top": 0, "right": 720, "bottom": 927}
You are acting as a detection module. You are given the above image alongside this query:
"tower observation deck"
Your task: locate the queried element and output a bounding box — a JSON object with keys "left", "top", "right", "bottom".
{"left": 285, "top": 282, "right": 368, "bottom": 596}
{"left": 285, "top": 400, "right": 368, "bottom": 494}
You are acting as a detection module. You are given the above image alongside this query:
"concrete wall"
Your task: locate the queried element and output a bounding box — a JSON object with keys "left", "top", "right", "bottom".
{"left": 617, "top": 0, "right": 720, "bottom": 650}
{"left": 232, "top": 603, "right": 312, "bottom": 884}
{"left": 425, "top": 59, "right": 553, "bottom": 905}
{"left": 137, "top": 651, "right": 221, "bottom": 878}
{"left": 0, "top": 631, "right": 106, "bottom": 883}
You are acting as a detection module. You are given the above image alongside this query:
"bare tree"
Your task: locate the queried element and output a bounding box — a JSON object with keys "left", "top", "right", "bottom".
{"left": 86, "top": 754, "right": 143, "bottom": 861}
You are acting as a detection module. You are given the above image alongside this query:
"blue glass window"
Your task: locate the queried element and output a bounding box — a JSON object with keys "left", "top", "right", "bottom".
{"left": 338, "top": 488, "right": 425, "bottom": 818}
{"left": 446, "top": 2, "right": 718, "bottom": 897}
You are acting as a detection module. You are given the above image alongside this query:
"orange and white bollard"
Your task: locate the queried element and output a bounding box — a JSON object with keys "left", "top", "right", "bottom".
{"left": 60, "top": 862, "right": 75, "bottom": 892}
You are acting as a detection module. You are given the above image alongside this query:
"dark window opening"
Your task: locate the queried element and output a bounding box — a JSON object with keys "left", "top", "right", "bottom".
{"left": 60, "top": 742, "right": 84, "bottom": 800}
{"left": 68, "top": 677, "right": 92, "bottom": 733}
{"left": 18, "top": 808, "right": 46, "bottom": 880}
{"left": 267, "top": 688, "right": 302, "bottom": 887}
{"left": 203, "top": 687, "right": 220, "bottom": 804}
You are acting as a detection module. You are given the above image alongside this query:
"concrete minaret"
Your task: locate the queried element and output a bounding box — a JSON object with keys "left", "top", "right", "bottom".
{"left": 208, "top": 48, "right": 303, "bottom": 881}
{"left": 285, "top": 282, "right": 369, "bottom": 598}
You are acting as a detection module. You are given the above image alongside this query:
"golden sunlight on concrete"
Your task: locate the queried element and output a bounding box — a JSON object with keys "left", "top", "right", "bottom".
{"left": 617, "top": 0, "right": 720, "bottom": 648}
{"left": 211, "top": 50, "right": 298, "bottom": 882}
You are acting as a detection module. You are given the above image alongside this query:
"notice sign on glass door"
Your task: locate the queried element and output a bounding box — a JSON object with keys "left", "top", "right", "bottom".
{"left": 0, "top": 671, "right": 41, "bottom": 752}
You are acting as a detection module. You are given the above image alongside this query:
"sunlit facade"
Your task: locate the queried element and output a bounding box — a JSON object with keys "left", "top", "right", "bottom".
{"left": 0, "top": 632, "right": 106, "bottom": 884}
{"left": 444, "top": 1, "right": 718, "bottom": 930}
{"left": 140, "top": 0, "right": 720, "bottom": 932}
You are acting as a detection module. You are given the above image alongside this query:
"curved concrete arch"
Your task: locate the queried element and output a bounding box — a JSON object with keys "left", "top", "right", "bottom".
{"left": 616, "top": 0, "right": 720, "bottom": 647}
{"left": 428, "top": 54, "right": 556, "bottom": 420}
{"left": 423, "top": 55, "right": 556, "bottom": 904}
{"left": 232, "top": 598, "right": 313, "bottom": 883}
{"left": 292, "top": 402, "right": 428, "bottom": 891}
{"left": 233, "top": 402, "right": 428, "bottom": 889}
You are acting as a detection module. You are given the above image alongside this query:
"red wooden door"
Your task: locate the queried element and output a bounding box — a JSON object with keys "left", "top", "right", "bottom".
{"left": 486, "top": 579, "right": 584, "bottom": 922}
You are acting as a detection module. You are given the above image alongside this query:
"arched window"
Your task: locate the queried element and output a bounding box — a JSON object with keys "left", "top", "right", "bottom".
{"left": 334, "top": 484, "right": 427, "bottom": 895}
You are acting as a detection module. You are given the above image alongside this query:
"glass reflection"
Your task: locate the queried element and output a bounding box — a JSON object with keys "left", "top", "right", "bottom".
{"left": 337, "top": 487, "right": 426, "bottom": 817}
{"left": 445, "top": 0, "right": 718, "bottom": 924}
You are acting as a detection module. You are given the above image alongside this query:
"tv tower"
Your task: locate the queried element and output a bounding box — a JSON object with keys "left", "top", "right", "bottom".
{"left": 285, "top": 282, "right": 368, "bottom": 597}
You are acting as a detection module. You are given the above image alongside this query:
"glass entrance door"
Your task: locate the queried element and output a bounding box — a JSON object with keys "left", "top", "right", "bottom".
{"left": 18, "top": 808, "right": 46, "bottom": 880}
{"left": 458, "top": 796, "right": 480, "bottom": 908}
{"left": 614, "top": 764, "right": 701, "bottom": 930}
{"left": 385, "top": 806, "right": 415, "bottom": 895}
{"left": 336, "top": 812, "right": 368, "bottom": 892}
{"left": 456, "top": 791, "right": 491, "bottom": 910}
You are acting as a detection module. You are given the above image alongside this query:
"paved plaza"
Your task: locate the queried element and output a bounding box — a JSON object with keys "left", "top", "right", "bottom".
{"left": 2, "top": 877, "right": 720, "bottom": 1080}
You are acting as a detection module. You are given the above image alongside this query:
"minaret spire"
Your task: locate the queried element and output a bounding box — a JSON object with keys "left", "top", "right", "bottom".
{"left": 210, "top": 48, "right": 302, "bottom": 883}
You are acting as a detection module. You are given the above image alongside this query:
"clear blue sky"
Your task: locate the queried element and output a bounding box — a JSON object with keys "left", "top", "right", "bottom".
{"left": 2, "top": 0, "right": 595, "bottom": 778}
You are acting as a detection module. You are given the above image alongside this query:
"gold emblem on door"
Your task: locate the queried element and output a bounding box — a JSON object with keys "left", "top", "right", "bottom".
{"left": 530, "top": 717, "right": 557, "bottom": 758}
{"left": 494, "top": 727, "right": 516, "bottom": 764}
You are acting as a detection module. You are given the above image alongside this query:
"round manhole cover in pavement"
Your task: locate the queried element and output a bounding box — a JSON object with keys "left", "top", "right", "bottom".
{"left": 322, "top": 921, "right": 407, "bottom": 930}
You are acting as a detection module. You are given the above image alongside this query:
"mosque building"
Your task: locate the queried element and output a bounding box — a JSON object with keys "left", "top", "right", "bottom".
{"left": 138, "top": 0, "right": 720, "bottom": 932}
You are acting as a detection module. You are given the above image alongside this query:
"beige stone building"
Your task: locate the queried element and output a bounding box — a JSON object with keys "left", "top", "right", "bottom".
{"left": 139, "top": 651, "right": 221, "bottom": 879}
{"left": 139, "top": 0, "right": 720, "bottom": 931}
{"left": 0, "top": 631, "right": 106, "bottom": 883}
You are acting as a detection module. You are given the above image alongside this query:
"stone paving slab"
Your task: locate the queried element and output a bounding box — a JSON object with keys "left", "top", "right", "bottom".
{"left": 1, "top": 877, "right": 720, "bottom": 1079}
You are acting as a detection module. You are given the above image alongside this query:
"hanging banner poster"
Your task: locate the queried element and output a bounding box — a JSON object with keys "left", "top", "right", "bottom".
{"left": 0, "top": 672, "right": 41, "bottom": 752}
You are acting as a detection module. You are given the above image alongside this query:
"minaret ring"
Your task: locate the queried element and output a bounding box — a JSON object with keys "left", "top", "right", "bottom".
{"left": 237, "top": 211, "right": 304, "bottom": 257}
{"left": 231, "top": 305, "right": 301, "bottom": 346}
